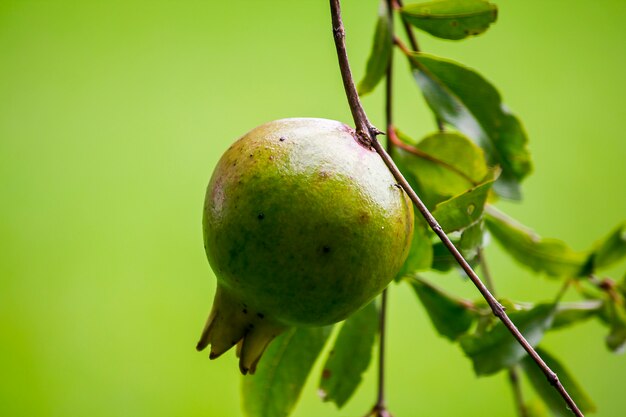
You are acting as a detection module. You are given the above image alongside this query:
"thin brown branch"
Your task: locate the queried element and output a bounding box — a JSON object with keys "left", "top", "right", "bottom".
{"left": 328, "top": 1, "right": 584, "bottom": 415}
{"left": 329, "top": 0, "right": 381, "bottom": 146}
{"left": 394, "top": 36, "right": 411, "bottom": 56}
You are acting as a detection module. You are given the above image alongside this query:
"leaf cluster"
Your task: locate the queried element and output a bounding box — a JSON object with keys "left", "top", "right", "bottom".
{"left": 240, "top": 1, "right": 626, "bottom": 416}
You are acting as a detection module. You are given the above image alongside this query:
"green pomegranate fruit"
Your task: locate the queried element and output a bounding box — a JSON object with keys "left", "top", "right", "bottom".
{"left": 196, "top": 118, "right": 414, "bottom": 374}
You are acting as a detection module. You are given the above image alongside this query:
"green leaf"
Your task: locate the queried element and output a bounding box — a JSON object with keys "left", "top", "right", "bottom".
{"left": 319, "top": 301, "right": 378, "bottom": 408}
{"left": 242, "top": 326, "right": 332, "bottom": 417}
{"left": 485, "top": 211, "right": 588, "bottom": 278}
{"left": 390, "top": 130, "right": 489, "bottom": 208}
{"left": 430, "top": 241, "right": 456, "bottom": 272}
{"left": 401, "top": 0, "right": 498, "bottom": 41}
{"left": 408, "top": 276, "right": 475, "bottom": 340}
{"left": 459, "top": 304, "right": 555, "bottom": 375}
{"left": 406, "top": 53, "right": 532, "bottom": 199}
{"left": 587, "top": 222, "right": 626, "bottom": 271}
{"left": 521, "top": 348, "right": 596, "bottom": 416}
{"left": 431, "top": 168, "right": 498, "bottom": 233}
{"left": 414, "top": 131, "right": 489, "bottom": 184}
{"left": 551, "top": 300, "right": 603, "bottom": 330}
{"left": 396, "top": 216, "right": 433, "bottom": 279}
{"left": 357, "top": 1, "right": 392, "bottom": 96}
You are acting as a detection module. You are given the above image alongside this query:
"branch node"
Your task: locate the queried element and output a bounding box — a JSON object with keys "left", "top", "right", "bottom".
{"left": 332, "top": 26, "right": 345, "bottom": 40}
{"left": 492, "top": 302, "right": 506, "bottom": 318}
{"left": 547, "top": 371, "right": 560, "bottom": 387}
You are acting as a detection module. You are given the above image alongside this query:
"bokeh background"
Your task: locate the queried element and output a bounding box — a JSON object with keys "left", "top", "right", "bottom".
{"left": 1, "top": 0, "right": 625, "bottom": 416}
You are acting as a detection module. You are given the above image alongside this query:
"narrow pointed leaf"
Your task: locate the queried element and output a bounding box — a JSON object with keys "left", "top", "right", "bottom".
{"left": 408, "top": 277, "right": 476, "bottom": 340}
{"left": 587, "top": 222, "right": 626, "bottom": 271}
{"left": 319, "top": 301, "right": 378, "bottom": 408}
{"left": 242, "top": 326, "right": 332, "bottom": 417}
{"left": 401, "top": 0, "right": 498, "bottom": 40}
{"left": 459, "top": 304, "right": 555, "bottom": 375}
{"left": 407, "top": 52, "right": 532, "bottom": 199}
{"left": 485, "top": 211, "right": 588, "bottom": 278}
{"left": 521, "top": 348, "right": 596, "bottom": 416}
{"left": 396, "top": 216, "right": 433, "bottom": 279}
{"left": 431, "top": 168, "right": 498, "bottom": 233}
{"left": 357, "top": 1, "right": 392, "bottom": 96}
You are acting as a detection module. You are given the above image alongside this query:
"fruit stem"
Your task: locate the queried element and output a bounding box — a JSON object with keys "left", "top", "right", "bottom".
{"left": 329, "top": 1, "right": 584, "bottom": 415}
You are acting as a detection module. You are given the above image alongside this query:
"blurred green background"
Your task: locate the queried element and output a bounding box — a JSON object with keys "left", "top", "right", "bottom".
{"left": 1, "top": 0, "right": 625, "bottom": 416}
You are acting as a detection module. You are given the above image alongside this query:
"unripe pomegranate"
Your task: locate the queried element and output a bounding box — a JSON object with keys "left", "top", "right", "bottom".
{"left": 197, "top": 118, "right": 413, "bottom": 374}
